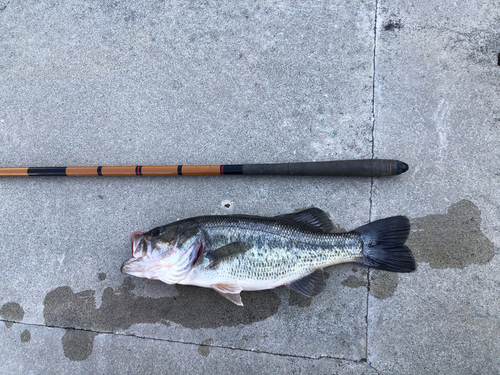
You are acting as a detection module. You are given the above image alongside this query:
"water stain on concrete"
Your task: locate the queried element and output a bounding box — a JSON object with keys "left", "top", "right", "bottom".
{"left": 44, "top": 277, "right": 280, "bottom": 332}
{"left": 197, "top": 338, "right": 214, "bottom": 357}
{"left": 21, "top": 329, "right": 31, "bottom": 343}
{"left": 288, "top": 291, "right": 312, "bottom": 308}
{"left": 0, "top": 302, "right": 24, "bottom": 328}
{"left": 369, "top": 200, "right": 494, "bottom": 300}
{"left": 369, "top": 271, "right": 399, "bottom": 300}
{"left": 43, "top": 277, "right": 280, "bottom": 360}
{"left": 98, "top": 273, "right": 107, "bottom": 281}
{"left": 61, "top": 329, "right": 97, "bottom": 361}
{"left": 407, "top": 200, "right": 494, "bottom": 269}
{"left": 341, "top": 275, "right": 368, "bottom": 289}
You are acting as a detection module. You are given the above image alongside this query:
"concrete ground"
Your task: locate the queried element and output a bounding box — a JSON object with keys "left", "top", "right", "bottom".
{"left": 1, "top": 1, "right": 499, "bottom": 374}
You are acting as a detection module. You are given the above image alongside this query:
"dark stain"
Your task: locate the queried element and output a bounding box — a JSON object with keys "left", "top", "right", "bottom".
{"left": 407, "top": 200, "right": 494, "bottom": 269}
{"left": 351, "top": 267, "right": 358, "bottom": 272}
{"left": 20, "top": 329, "right": 31, "bottom": 343}
{"left": 98, "top": 273, "right": 107, "bottom": 281}
{"left": 288, "top": 291, "right": 312, "bottom": 308}
{"left": 98, "top": 195, "right": 104, "bottom": 199}
{"left": 43, "top": 278, "right": 280, "bottom": 333}
{"left": 384, "top": 19, "right": 403, "bottom": 31}
{"left": 370, "top": 270, "right": 398, "bottom": 300}
{"left": 341, "top": 275, "right": 367, "bottom": 289}
{"left": 197, "top": 338, "right": 214, "bottom": 357}
{"left": 61, "top": 329, "right": 97, "bottom": 361}
{"left": 0, "top": 302, "right": 24, "bottom": 328}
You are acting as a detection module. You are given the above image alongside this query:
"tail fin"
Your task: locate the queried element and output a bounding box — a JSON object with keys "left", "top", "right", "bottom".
{"left": 353, "top": 216, "right": 416, "bottom": 272}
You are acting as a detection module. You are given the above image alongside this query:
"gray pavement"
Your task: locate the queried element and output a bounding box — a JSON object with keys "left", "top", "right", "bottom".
{"left": 0, "top": 0, "right": 498, "bottom": 374}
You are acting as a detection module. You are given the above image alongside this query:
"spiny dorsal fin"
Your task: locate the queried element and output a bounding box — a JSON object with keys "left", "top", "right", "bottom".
{"left": 287, "top": 269, "right": 325, "bottom": 297}
{"left": 213, "top": 283, "right": 244, "bottom": 306}
{"left": 276, "top": 208, "right": 333, "bottom": 233}
{"left": 206, "top": 242, "right": 250, "bottom": 268}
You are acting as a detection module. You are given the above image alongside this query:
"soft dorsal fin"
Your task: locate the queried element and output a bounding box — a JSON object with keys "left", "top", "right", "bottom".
{"left": 213, "top": 283, "right": 244, "bottom": 306}
{"left": 206, "top": 242, "right": 250, "bottom": 268}
{"left": 275, "top": 208, "right": 333, "bottom": 233}
{"left": 287, "top": 269, "right": 325, "bottom": 297}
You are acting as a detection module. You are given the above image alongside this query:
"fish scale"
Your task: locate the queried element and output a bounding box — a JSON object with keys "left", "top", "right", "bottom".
{"left": 183, "top": 217, "right": 363, "bottom": 289}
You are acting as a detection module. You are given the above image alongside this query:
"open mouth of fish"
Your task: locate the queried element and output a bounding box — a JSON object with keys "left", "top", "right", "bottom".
{"left": 120, "top": 232, "right": 148, "bottom": 274}
{"left": 131, "top": 231, "right": 146, "bottom": 257}
{"left": 121, "top": 230, "right": 205, "bottom": 280}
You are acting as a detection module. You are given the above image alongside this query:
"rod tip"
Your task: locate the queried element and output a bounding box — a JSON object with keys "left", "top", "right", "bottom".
{"left": 396, "top": 161, "right": 409, "bottom": 174}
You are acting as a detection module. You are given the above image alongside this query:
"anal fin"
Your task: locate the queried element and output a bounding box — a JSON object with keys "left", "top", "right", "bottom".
{"left": 287, "top": 269, "right": 325, "bottom": 297}
{"left": 213, "top": 283, "right": 244, "bottom": 306}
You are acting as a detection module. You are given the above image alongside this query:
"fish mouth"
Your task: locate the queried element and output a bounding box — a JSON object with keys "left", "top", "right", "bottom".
{"left": 121, "top": 258, "right": 142, "bottom": 275}
{"left": 131, "top": 231, "right": 145, "bottom": 257}
{"left": 121, "top": 259, "right": 133, "bottom": 274}
{"left": 121, "top": 257, "right": 151, "bottom": 275}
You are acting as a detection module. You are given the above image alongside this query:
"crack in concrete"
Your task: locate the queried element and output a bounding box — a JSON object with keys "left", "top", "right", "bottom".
{"left": 370, "top": 0, "right": 378, "bottom": 164}
{"left": 1, "top": 318, "right": 367, "bottom": 363}
{"left": 366, "top": 362, "right": 382, "bottom": 375}
{"left": 367, "top": 0, "right": 380, "bottom": 364}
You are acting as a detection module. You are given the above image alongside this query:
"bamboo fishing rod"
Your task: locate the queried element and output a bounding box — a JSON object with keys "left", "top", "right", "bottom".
{"left": 0, "top": 159, "right": 408, "bottom": 177}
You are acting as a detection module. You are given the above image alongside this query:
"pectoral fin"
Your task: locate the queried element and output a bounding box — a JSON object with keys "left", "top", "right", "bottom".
{"left": 206, "top": 242, "right": 251, "bottom": 268}
{"left": 213, "top": 283, "right": 243, "bottom": 306}
{"left": 287, "top": 269, "right": 325, "bottom": 297}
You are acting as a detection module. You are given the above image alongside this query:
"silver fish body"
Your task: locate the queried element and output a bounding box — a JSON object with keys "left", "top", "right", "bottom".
{"left": 121, "top": 208, "right": 416, "bottom": 306}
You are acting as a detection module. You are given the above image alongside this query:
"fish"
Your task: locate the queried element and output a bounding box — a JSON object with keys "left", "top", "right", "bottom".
{"left": 121, "top": 208, "right": 416, "bottom": 306}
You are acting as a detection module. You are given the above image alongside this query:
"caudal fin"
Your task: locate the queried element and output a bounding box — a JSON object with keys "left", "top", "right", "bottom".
{"left": 353, "top": 216, "right": 416, "bottom": 272}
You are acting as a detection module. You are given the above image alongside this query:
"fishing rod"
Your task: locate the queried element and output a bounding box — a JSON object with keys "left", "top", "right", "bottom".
{"left": 0, "top": 159, "right": 408, "bottom": 177}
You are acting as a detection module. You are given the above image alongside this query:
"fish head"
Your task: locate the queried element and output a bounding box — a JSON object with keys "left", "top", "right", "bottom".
{"left": 121, "top": 221, "right": 204, "bottom": 284}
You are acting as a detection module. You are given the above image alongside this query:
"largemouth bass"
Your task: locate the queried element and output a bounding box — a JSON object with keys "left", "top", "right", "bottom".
{"left": 121, "top": 208, "right": 415, "bottom": 306}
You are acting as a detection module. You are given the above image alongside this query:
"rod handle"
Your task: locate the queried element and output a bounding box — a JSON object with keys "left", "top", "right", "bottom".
{"left": 242, "top": 159, "right": 408, "bottom": 177}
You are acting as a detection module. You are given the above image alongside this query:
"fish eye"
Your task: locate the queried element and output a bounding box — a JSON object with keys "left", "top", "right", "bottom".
{"left": 150, "top": 227, "right": 164, "bottom": 237}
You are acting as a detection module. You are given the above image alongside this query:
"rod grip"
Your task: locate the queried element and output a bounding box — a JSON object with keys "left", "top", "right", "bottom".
{"left": 242, "top": 159, "right": 408, "bottom": 177}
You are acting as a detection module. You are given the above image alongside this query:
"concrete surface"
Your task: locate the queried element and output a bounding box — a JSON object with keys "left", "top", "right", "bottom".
{"left": 0, "top": 0, "right": 498, "bottom": 374}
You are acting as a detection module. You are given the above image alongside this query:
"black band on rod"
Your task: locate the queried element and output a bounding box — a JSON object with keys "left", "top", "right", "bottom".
{"left": 177, "top": 165, "right": 183, "bottom": 175}
{"left": 27, "top": 167, "right": 67, "bottom": 176}
{"left": 222, "top": 165, "right": 243, "bottom": 175}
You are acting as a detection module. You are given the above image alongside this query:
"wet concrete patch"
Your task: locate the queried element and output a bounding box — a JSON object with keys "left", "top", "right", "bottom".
{"left": 0, "top": 302, "right": 24, "bottom": 328}
{"left": 369, "top": 271, "right": 398, "bottom": 300}
{"left": 21, "top": 329, "right": 31, "bottom": 343}
{"left": 61, "top": 329, "right": 97, "bottom": 361}
{"left": 43, "top": 278, "right": 280, "bottom": 360}
{"left": 197, "top": 338, "right": 214, "bottom": 357}
{"left": 288, "top": 291, "right": 312, "bottom": 308}
{"left": 341, "top": 275, "right": 368, "bottom": 289}
{"left": 407, "top": 200, "right": 494, "bottom": 269}
{"left": 98, "top": 273, "right": 107, "bottom": 281}
{"left": 44, "top": 277, "right": 280, "bottom": 332}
